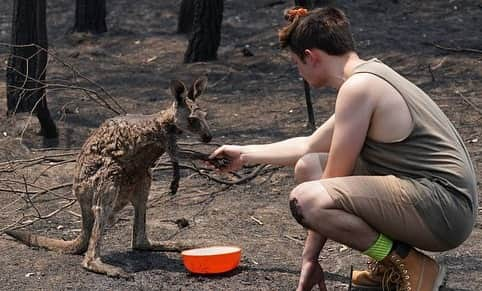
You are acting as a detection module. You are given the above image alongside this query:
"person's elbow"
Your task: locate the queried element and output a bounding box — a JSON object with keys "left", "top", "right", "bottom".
{"left": 296, "top": 136, "right": 313, "bottom": 156}
{"left": 305, "top": 135, "right": 329, "bottom": 154}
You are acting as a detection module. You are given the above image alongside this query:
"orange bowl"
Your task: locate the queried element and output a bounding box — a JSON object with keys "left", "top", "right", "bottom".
{"left": 181, "top": 246, "right": 241, "bottom": 274}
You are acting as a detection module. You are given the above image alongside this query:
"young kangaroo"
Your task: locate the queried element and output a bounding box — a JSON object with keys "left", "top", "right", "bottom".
{"left": 6, "top": 77, "right": 212, "bottom": 278}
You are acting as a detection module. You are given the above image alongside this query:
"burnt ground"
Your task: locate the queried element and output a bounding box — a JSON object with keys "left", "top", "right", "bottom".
{"left": 0, "top": 0, "right": 481, "bottom": 290}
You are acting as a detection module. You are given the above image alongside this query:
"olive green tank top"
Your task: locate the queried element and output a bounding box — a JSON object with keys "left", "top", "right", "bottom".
{"left": 351, "top": 59, "right": 478, "bottom": 213}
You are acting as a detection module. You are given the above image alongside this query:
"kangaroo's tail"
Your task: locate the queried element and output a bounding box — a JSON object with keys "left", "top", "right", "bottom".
{"left": 5, "top": 229, "right": 89, "bottom": 255}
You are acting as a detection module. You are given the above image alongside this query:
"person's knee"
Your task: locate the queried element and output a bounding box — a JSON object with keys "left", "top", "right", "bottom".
{"left": 289, "top": 182, "right": 335, "bottom": 228}
{"left": 294, "top": 154, "right": 321, "bottom": 183}
{"left": 288, "top": 183, "right": 321, "bottom": 227}
{"left": 289, "top": 185, "right": 309, "bottom": 227}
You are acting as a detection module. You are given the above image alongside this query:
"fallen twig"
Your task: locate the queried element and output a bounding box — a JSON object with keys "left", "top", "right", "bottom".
{"left": 0, "top": 182, "right": 73, "bottom": 212}
{"left": 284, "top": 234, "right": 304, "bottom": 245}
{"left": 187, "top": 163, "right": 272, "bottom": 185}
{"left": 0, "top": 152, "right": 78, "bottom": 172}
{"left": 66, "top": 210, "right": 81, "bottom": 218}
{"left": 422, "top": 41, "right": 482, "bottom": 54}
{"left": 250, "top": 216, "right": 264, "bottom": 225}
{"left": 456, "top": 90, "right": 482, "bottom": 115}
{"left": 0, "top": 200, "right": 76, "bottom": 233}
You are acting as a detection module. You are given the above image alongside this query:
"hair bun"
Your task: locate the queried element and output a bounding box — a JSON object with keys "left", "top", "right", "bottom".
{"left": 284, "top": 8, "right": 308, "bottom": 22}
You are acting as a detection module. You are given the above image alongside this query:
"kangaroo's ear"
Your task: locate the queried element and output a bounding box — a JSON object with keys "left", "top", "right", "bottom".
{"left": 170, "top": 80, "right": 187, "bottom": 104}
{"left": 188, "top": 76, "right": 208, "bottom": 100}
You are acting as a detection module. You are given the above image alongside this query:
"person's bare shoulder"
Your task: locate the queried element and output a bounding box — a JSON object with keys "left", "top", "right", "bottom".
{"left": 339, "top": 72, "right": 412, "bottom": 142}
{"left": 336, "top": 73, "right": 379, "bottom": 116}
{"left": 338, "top": 73, "right": 382, "bottom": 104}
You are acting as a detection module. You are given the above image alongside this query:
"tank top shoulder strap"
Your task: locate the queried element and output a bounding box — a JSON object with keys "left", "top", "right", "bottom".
{"left": 349, "top": 58, "right": 429, "bottom": 123}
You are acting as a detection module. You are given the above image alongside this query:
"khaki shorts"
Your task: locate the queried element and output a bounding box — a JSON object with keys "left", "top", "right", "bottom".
{"left": 321, "top": 160, "right": 474, "bottom": 251}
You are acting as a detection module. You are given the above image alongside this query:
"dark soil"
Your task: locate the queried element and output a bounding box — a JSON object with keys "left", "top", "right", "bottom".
{"left": 0, "top": 0, "right": 481, "bottom": 290}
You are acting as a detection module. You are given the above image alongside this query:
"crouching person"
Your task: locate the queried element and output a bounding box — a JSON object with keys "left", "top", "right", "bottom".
{"left": 210, "top": 7, "right": 477, "bottom": 291}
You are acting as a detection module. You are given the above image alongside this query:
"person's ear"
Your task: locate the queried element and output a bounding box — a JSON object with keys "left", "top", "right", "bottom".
{"left": 304, "top": 49, "right": 316, "bottom": 64}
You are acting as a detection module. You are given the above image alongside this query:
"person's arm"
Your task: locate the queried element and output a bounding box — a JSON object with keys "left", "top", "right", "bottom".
{"left": 234, "top": 136, "right": 311, "bottom": 166}
{"left": 240, "top": 113, "right": 335, "bottom": 165}
{"left": 297, "top": 231, "right": 327, "bottom": 291}
{"left": 301, "top": 231, "right": 325, "bottom": 262}
{"left": 322, "top": 76, "right": 376, "bottom": 179}
{"left": 306, "top": 113, "right": 334, "bottom": 153}
{"left": 209, "top": 114, "right": 336, "bottom": 170}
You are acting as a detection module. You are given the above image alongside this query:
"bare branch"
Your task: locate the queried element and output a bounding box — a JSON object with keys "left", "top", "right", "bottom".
{"left": 456, "top": 90, "right": 482, "bottom": 115}
{"left": 1, "top": 200, "right": 76, "bottom": 233}
{"left": 0, "top": 42, "right": 126, "bottom": 116}
{"left": 422, "top": 41, "right": 482, "bottom": 54}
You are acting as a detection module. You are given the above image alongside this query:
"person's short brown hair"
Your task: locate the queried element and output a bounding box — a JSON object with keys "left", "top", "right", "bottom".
{"left": 279, "top": 7, "right": 355, "bottom": 60}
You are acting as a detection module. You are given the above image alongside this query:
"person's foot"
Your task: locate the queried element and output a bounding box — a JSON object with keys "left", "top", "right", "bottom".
{"left": 386, "top": 248, "right": 446, "bottom": 291}
{"left": 352, "top": 259, "right": 396, "bottom": 290}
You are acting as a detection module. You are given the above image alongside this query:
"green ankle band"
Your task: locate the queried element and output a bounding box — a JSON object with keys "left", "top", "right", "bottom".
{"left": 363, "top": 233, "right": 393, "bottom": 261}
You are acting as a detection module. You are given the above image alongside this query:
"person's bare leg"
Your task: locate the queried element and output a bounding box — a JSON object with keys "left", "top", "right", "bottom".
{"left": 289, "top": 180, "right": 378, "bottom": 251}
{"left": 293, "top": 153, "right": 330, "bottom": 249}
{"left": 294, "top": 153, "right": 379, "bottom": 250}
{"left": 292, "top": 153, "right": 382, "bottom": 290}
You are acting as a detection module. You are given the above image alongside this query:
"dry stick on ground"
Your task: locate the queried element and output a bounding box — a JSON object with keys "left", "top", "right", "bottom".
{"left": 427, "top": 57, "right": 448, "bottom": 82}
{"left": 30, "top": 147, "right": 81, "bottom": 152}
{"left": 0, "top": 179, "right": 73, "bottom": 197}
{"left": 31, "top": 158, "right": 76, "bottom": 183}
{"left": 422, "top": 41, "right": 482, "bottom": 54}
{"left": 0, "top": 200, "right": 76, "bottom": 233}
{"left": 0, "top": 152, "right": 78, "bottom": 172}
{"left": 0, "top": 182, "right": 74, "bottom": 213}
{"left": 153, "top": 162, "right": 278, "bottom": 186}
{"left": 284, "top": 234, "right": 304, "bottom": 245}
{"left": 455, "top": 90, "right": 482, "bottom": 115}
{"left": 20, "top": 175, "right": 42, "bottom": 218}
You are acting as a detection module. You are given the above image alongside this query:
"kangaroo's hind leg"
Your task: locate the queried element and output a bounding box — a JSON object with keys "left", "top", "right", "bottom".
{"left": 81, "top": 174, "right": 131, "bottom": 279}
{"left": 70, "top": 182, "right": 95, "bottom": 254}
{"left": 130, "top": 172, "right": 198, "bottom": 252}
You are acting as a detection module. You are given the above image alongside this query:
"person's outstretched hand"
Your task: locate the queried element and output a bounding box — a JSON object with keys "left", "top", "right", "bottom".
{"left": 296, "top": 260, "right": 327, "bottom": 291}
{"left": 209, "top": 145, "right": 245, "bottom": 172}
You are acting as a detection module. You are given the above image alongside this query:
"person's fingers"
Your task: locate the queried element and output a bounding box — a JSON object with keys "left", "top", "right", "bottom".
{"left": 209, "top": 145, "right": 225, "bottom": 159}
{"left": 203, "top": 160, "right": 216, "bottom": 169}
{"left": 318, "top": 280, "right": 327, "bottom": 291}
{"left": 317, "top": 265, "right": 327, "bottom": 291}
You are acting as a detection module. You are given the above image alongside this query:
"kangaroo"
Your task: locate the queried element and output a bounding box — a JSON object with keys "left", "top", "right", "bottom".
{"left": 6, "top": 77, "right": 212, "bottom": 278}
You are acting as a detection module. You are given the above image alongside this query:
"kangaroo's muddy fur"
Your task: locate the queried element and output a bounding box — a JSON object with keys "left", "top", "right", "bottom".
{"left": 5, "top": 77, "right": 212, "bottom": 278}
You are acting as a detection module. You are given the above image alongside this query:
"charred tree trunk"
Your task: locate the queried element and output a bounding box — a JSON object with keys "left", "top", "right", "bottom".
{"left": 184, "top": 0, "right": 223, "bottom": 63}
{"left": 294, "top": 0, "right": 315, "bottom": 131}
{"left": 72, "top": 0, "right": 107, "bottom": 34}
{"left": 6, "top": 0, "right": 58, "bottom": 139}
{"left": 177, "top": 0, "right": 194, "bottom": 34}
